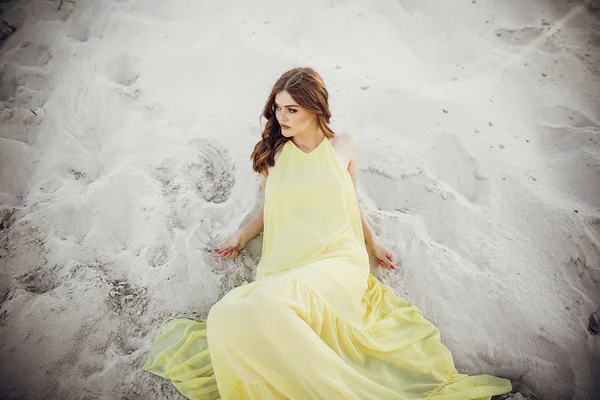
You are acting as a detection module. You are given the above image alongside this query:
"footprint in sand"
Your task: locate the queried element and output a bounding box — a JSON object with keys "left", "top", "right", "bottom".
{"left": 2, "top": 41, "right": 53, "bottom": 67}
{"left": 154, "top": 139, "right": 236, "bottom": 204}
{"left": 66, "top": 22, "right": 90, "bottom": 43}
{"left": 0, "top": 20, "right": 16, "bottom": 44}
{"left": 0, "top": 64, "right": 48, "bottom": 104}
{"left": 0, "top": 309, "right": 8, "bottom": 327}
{"left": 589, "top": 308, "right": 600, "bottom": 335}
{"left": 185, "top": 139, "right": 236, "bottom": 203}
{"left": 65, "top": 1, "right": 106, "bottom": 42}
{"left": 44, "top": 318, "right": 115, "bottom": 398}
{"left": 67, "top": 167, "right": 86, "bottom": 181}
{"left": 105, "top": 54, "right": 140, "bottom": 86}
{"left": 69, "top": 262, "right": 148, "bottom": 316}
{"left": 105, "top": 278, "right": 148, "bottom": 316}
{"left": 214, "top": 263, "right": 256, "bottom": 300}
{"left": 153, "top": 158, "right": 179, "bottom": 197}
{"left": 31, "top": 0, "right": 75, "bottom": 22}
{"left": 0, "top": 136, "right": 36, "bottom": 204}
{"left": 0, "top": 271, "right": 11, "bottom": 325}
{"left": 47, "top": 320, "right": 95, "bottom": 370}
{"left": 0, "top": 44, "right": 51, "bottom": 149}
{"left": 0, "top": 106, "right": 44, "bottom": 144}
{"left": 495, "top": 27, "right": 561, "bottom": 54}
{"left": 145, "top": 240, "right": 171, "bottom": 268}
{"left": 15, "top": 266, "right": 59, "bottom": 294}
{"left": 567, "top": 218, "right": 600, "bottom": 291}
{"left": 41, "top": 265, "right": 149, "bottom": 394}
{"left": 151, "top": 141, "right": 243, "bottom": 302}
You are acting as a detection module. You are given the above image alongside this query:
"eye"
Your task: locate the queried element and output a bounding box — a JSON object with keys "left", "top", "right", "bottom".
{"left": 289, "top": 109, "right": 297, "bottom": 113}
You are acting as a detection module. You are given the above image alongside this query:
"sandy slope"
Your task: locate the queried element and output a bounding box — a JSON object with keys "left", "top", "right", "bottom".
{"left": 0, "top": 0, "right": 599, "bottom": 399}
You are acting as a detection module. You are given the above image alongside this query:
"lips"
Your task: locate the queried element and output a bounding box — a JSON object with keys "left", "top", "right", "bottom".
{"left": 281, "top": 124, "right": 290, "bottom": 129}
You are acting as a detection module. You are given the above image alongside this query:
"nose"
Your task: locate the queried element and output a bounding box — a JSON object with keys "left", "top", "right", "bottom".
{"left": 277, "top": 108, "right": 288, "bottom": 122}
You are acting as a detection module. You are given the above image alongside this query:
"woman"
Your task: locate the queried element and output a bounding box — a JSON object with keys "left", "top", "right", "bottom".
{"left": 144, "top": 67, "right": 512, "bottom": 399}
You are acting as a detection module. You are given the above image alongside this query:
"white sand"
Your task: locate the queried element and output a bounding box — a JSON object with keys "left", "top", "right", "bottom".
{"left": 0, "top": 0, "right": 599, "bottom": 398}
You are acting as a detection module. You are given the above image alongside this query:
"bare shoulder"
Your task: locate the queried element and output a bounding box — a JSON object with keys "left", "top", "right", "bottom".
{"left": 335, "top": 132, "right": 359, "bottom": 156}
{"left": 333, "top": 132, "right": 358, "bottom": 151}
{"left": 331, "top": 132, "right": 358, "bottom": 170}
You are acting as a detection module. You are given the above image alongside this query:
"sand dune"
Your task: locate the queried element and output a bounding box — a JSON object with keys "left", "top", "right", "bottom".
{"left": 0, "top": 0, "right": 599, "bottom": 398}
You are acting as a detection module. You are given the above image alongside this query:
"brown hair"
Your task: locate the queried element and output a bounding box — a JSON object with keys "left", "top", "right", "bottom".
{"left": 250, "top": 67, "right": 335, "bottom": 177}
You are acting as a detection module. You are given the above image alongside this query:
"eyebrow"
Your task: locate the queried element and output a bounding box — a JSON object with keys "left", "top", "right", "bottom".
{"left": 274, "top": 101, "right": 298, "bottom": 108}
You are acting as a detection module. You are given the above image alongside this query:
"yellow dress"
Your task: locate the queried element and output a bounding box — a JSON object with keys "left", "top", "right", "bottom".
{"left": 144, "top": 137, "right": 512, "bottom": 399}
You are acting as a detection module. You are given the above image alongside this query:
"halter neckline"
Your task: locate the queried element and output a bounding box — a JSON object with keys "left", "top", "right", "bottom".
{"left": 287, "top": 136, "right": 329, "bottom": 156}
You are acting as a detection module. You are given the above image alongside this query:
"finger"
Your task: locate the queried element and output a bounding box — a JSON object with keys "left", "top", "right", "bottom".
{"left": 216, "top": 245, "right": 230, "bottom": 253}
{"left": 386, "top": 253, "right": 395, "bottom": 264}
{"left": 381, "top": 258, "right": 395, "bottom": 270}
{"left": 219, "top": 249, "right": 229, "bottom": 258}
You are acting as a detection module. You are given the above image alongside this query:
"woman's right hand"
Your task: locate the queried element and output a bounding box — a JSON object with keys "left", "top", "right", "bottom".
{"left": 213, "top": 232, "right": 244, "bottom": 260}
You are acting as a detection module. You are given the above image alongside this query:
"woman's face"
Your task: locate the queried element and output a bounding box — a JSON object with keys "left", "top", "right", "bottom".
{"left": 274, "top": 90, "right": 316, "bottom": 138}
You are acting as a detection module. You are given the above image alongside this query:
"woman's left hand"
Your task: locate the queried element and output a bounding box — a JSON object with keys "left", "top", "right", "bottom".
{"left": 371, "top": 241, "right": 397, "bottom": 270}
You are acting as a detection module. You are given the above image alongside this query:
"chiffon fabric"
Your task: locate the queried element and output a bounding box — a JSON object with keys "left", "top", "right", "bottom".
{"left": 144, "top": 137, "right": 512, "bottom": 399}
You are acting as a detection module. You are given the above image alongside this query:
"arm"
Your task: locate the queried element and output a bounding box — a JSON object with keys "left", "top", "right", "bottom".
{"left": 346, "top": 134, "right": 379, "bottom": 249}
{"left": 239, "top": 206, "right": 264, "bottom": 247}
{"left": 359, "top": 206, "right": 379, "bottom": 249}
{"left": 214, "top": 172, "right": 266, "bottom": 259}
{"left": 238, "top": 171, "right": 267, "bottom": 246}
{"left": 346, "top": 134, "right": 396, "bottom": 269}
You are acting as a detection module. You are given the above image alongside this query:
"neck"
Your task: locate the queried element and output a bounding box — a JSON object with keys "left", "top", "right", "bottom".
{"left": 291, "top": 127, "right": 326, "bottom": 151}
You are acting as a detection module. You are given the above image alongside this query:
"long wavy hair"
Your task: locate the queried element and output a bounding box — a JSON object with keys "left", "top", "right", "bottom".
{"left": 251, "top": 67, "right": 335, "bottom": 177}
